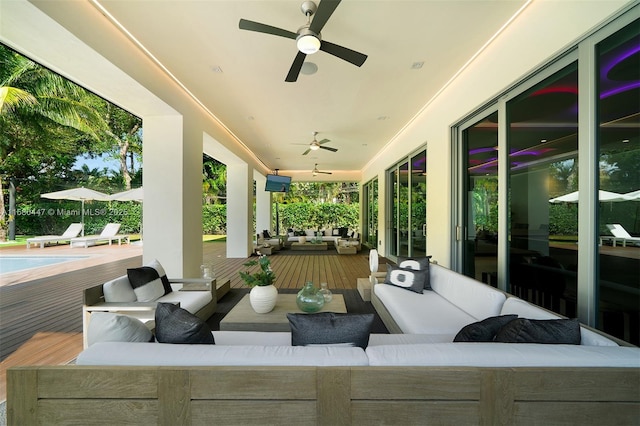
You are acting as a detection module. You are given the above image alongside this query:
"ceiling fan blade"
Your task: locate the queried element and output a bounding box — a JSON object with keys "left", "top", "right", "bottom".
{"left": 317, "top": 139, "right": 331, "bottom": 145}
{"left": 286, "top": 51, "right": 307, "bottom": 82}
{"left": 320, "top": 40, "right": 367, "bottom": 67}
{"left": 309, "top": 0, "right": 341, "bottom": 34}
{"left": 318, "top": 171, "right": 333, "bottom": 174}
{"left": 239, "top": 19, "right": 297, "bottom": 40}
{"left": 302, "top": 148, "right": 311, "bottom": 156}
{"left": 319, "top": 146, "right": 338, "bottom": 152}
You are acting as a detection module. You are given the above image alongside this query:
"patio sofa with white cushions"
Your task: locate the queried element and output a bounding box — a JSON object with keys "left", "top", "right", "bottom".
{"left": 9, "top": 326, "right": 639, "bottom": 424}
{"left": 9, "top": 256, "right": 639, "bottom": 425}
{"left": 284, "top": 227, "right": 360, "bottom": 248}
{"left": 81, "top": 259, "right": 217, "bottom": 348}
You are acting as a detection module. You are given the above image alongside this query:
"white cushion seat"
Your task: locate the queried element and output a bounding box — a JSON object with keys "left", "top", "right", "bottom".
{"left": 76, "top": 342, "right": 369, "bottom": 366}
{"left": 374, "top": 283, "right": 477, "bottom": 335}
{"left": 157, "top": 285, "right": 213, "bottom": 314}
{"left": 366, "top": 342, "right": 640, "bottom": 367}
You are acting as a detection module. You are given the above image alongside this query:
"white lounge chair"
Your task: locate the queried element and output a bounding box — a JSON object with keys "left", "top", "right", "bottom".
{"left": 70, "top": 223, "right": 129, "bottom": 248}
{"left": 605, "top": 224, "right": 640, "bottom": 247}
{"left": 26, "top": 223, "right": 83, "bottom": 249}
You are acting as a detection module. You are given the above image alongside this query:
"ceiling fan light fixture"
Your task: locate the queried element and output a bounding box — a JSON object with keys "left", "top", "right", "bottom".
{"left": 309, "top": 143, "right": 320, "bottom": 150}
{"left": 296, "top": 28, "right": 321, "bottom": 54}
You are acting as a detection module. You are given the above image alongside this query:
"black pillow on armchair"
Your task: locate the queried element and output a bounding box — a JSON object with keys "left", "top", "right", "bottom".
{"left": 154, "top": 302, "right": 215, "bottom": 344}
{"left": 263, "top": 230, "right": 272, "bottom": 238}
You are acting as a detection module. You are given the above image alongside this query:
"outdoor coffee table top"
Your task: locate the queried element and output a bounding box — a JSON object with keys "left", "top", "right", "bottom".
{"left": 220, "top": 293, "right": 346, "bottom": 332}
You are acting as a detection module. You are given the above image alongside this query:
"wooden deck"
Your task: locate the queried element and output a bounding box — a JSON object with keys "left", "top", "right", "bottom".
{"left": 0, "top": 241, "right": 375, "bottom": 402}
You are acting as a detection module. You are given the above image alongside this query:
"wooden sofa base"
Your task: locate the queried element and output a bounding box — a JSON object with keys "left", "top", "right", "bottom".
{"left": 8, "top": 365, "right": 639, "bottom": 425}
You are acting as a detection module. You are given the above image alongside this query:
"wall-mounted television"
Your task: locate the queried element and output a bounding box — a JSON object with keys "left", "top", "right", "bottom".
{"left": 265, "top": 174, "right": 292, "bottom": 192}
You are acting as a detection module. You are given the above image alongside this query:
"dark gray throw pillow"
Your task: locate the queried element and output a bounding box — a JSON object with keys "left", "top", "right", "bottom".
{"left": 384, "top": 264, "right": 427, "bottom": 293}
{"left": 453, "top": 315, "right": 518, "bottom": 342}
{"left": 154, "top": 302, "right": 215, "bottom": 344}
{"left": 494, "top": 318, "right": 581, "bottom": 344}
{"left": 287, "top": 312, "right": 374, "bottom": 349}
{"left": 396, "top": 256, "right": 432, "bottom": 289}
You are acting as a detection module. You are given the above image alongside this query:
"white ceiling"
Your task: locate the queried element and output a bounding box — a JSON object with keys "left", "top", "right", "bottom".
{"left": 94, "top": 0, "right": 528, "bottom": 179}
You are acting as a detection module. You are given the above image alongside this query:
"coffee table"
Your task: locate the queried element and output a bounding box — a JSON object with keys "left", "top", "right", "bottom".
{"left": 291, "top": 242, "right": 328, "bottom": 251}
{"left": 220, "top": 293, "right": 346, "bottom": 331}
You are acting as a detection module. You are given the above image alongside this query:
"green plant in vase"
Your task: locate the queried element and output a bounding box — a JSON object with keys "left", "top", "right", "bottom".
{"left": 239, "top": 255, "right": 276, "bottom": 287}
{"left": 239, "top": 255, "right": 278, "bottom": 313}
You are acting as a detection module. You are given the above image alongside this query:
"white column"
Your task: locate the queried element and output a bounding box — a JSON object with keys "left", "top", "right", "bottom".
{"left": 226, "top": 163, "right": 253, "bottom": 258}
{"left": 255, "top": 172, "right": 271, "bottom": 238}
{"left": 142, "top": 115, "right": 202, "bottom": 276}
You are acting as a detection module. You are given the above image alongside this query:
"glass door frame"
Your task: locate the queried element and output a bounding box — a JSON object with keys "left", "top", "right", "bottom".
{"left": 386, "top": 146, "right": 428, "bottom": 262}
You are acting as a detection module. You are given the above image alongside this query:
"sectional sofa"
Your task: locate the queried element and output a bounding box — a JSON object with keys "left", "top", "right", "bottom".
{"left": 8, "top": 262, "right": 640, "bottom": 425}
{"left": 284, "top": 228, "right": 360, "bottom": 248}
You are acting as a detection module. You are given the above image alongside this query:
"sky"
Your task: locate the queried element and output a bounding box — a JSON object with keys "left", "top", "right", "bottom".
{"left": 73, "top": 154, "right": 120, "bottom": 174}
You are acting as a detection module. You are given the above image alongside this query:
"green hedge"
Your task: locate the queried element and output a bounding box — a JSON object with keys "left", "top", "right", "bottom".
{"left": 12, "top": 201, "right": 359, "bottom": 236}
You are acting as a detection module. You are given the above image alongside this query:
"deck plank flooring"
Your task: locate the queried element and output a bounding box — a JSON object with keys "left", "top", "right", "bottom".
{"left": 0, "top": 241, "right": 376, "bottom": 402}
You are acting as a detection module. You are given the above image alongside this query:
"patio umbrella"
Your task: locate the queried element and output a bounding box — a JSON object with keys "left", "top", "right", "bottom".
{"left": 41, "top": 187, "right": 110, "bottom": 236}
{"left": 110, "top": 187, "right": 143, "bottom": 202}
{"left": 549, "top": 190, "right": 629, "bottom": 204}
{"left": 110, "top": 187, "right": 144, "bottom": 243}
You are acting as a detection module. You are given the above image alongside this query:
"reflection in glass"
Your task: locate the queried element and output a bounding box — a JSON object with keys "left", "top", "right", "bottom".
{"left": 390, "top": 169, "right": 398, "bottom": 256}
{"left": 597, "top": 20, "right": 639, "bottom": 345}
{"left": 363, "top": 178, "right": 378, "bottom": 248}
{"left": 507, "top": 62, "right": 579, "bottom": 317}
{"left": 463, "top": 112, "right": 499, "bottom": 285}
{"left": 398, "top": 162, "right": 410, "bottom": 257}
{"left": 411, "top": 150, "right": 427, "bottom": 257}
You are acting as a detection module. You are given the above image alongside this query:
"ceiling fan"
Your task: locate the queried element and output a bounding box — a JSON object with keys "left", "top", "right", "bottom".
{"left": 299, "top": 131, "right": 337, "bottom": 155}
{"left": 239, "top": 0, "right": 368, "bottom": 82}
{"left": 312, "top": 164, "right": 332, "bottom": 176}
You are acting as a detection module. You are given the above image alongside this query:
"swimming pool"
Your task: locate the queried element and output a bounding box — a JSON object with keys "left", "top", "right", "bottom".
{"left": 0, "top": 256, "right": 89, "bottom": 274}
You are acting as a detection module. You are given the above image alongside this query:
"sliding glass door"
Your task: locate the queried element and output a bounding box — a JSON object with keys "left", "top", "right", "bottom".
{"left": 387, "top": 149, "right": 427, "bottom": 260}
{"left": 362, "top": 178, "right": 378, "bottom": 249}
{"left": 461, "top": 112, "right": 499, "bottom": 285}
{"left": 454, "top": 10, "right": 638, "bottom": 345}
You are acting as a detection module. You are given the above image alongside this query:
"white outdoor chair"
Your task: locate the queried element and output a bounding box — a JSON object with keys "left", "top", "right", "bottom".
{"left": 70, "top": 223, "right": 129, "bottom": 248}
{"left": 26, "top": 223, "right": 83, "bottom": 249}
{"left": 605, "top": 224, "right": 640, "bottom": 247}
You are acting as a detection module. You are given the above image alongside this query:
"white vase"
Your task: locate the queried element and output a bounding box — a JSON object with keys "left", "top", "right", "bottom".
{"left": 249, "top": 284, "right": 278, "bottom": 313}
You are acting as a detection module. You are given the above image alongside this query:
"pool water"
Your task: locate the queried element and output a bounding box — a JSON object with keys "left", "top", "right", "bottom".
{"left": 0, "top": 256, "right": 89, "bottom": 274}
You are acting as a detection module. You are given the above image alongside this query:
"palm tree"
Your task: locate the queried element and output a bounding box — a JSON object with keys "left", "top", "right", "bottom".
{"left": 0, "top": 43, "right": 108, "bottom": 240}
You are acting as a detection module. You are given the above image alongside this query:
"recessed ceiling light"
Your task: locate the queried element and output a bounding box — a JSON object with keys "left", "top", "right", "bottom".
{"left": 540, "top": 139, "right": 548, "bottom": 143}
{"left": 300, "top": 62, "right": 318, "bottom": 75}
{"left": 622, "top": 139, "right": 630, "bottom": 143}
{"left": 210, "top": 66, "right": 223, "bottom": 73}
{"left": 377, "top": 116, "right": 389, "bottom": 121}
{"left": 411, "top": 62, "right": 424, "bottom": 69}
{"left": 247, "top": 116, "right": 255, "bottom": 121}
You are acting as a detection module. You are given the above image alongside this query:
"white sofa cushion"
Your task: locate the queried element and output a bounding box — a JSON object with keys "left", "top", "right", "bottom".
{"left": 374, "top": 283, "right": 476, "bottom": 335}
{"left": 501, "top": 297, "right": 619, "bottom": 346}
{"left": 103, "top": 276, "right": 136, "bottom": 302}
{"left": 430, "top": 264, "right": 506, "bottom": 320}
{"left": 500, "top": 297, "right": 558, "bottom": 319}
{"left": 76, "top": 342, "right": 369, "bottom": 366}
{"left": 157, "top": 288, "right": 213, "bottom": 314}
{"left": 365, "top": 342, "right": 640, "bottom": 367}
{"left": 87, "top": 313, "right": 152, "bottom": 346}
{"left": 211, "top": 331, "right": 454, "bottom": 346}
